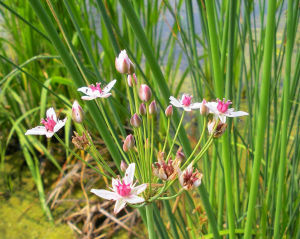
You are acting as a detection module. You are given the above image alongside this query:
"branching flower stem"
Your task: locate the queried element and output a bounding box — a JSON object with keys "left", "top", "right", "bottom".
{"left": 166, "top": 111, "right": 185, "bottom": 160}
{"left": 54, "top": 133, "right": 111, "bottom": 179}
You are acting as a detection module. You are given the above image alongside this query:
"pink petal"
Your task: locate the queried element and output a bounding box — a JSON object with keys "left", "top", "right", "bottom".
{"left": 169, "top": 96, "right": 182, "bottom": 108}
{"left": 102, "top": 79, "right": 117, "bottom": 94}
{"left": 53, "top": 118, "right": 67, "bottom": 133}
{"left": 25, "top": 126, "right": 47, "bottom": 136}
{"left": 124, "top": 163, "right": 135, "bottom": 184}
{"left": 46, "top": 107, "right": 57, "bottom": 122}
{"left": 125, "top": 195, "right": 145, "bottom": 204}
{"left": 225, "top": 110, "right": 249, "bottom": 118}
{"left": 91, "top": 189, "right": 119, "bottom": 200}
{"left": 114, "top": 199, "right": 127, "bottom": 214}
{"left": 131, "top": 184, "right": 147, "bottom": 195}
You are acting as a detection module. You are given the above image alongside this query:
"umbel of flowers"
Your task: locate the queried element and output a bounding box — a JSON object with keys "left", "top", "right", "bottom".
{"left": 24, "top": 49, "right": 248, "bottom": 238}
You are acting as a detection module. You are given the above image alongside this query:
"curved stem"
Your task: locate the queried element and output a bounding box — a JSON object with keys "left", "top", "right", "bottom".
{"left": 162, "top": 118, "right": 170, "bottom": 153}
{"left": 166, "top": 111, "right": 185, "bottom": 160}
{"left": 185, "top": 117, "right": 207, "bottom": 162}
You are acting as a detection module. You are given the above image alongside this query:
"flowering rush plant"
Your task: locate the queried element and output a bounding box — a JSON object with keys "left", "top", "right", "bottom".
{"left": 25, "top": 49, "right": 248, "bottom": 238}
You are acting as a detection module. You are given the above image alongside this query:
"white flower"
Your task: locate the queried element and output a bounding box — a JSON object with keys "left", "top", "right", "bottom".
{"left": 91, "top": 163, "right": 147, "bottom": 214}
{"left": 206, "top": 98, "right": 249, "bottom": 123}
{"left": 25, "top": 107, "right": 67, "bottom": 138}
{"left": 169, "top": 94, "right": 202, "bottom": 111}
{"left": 77, "top": 79, "right": 116, "bottom": 101}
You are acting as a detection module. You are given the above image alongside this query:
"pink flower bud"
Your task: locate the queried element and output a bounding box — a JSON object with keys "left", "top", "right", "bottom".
{"left": 115, "top": 50, "right": 135, "bottom": 74}
{"left": 149, "top": 100, "right": 158, "bottom": 115}
{"left": 72, "top": 100, "right": 84, "bottom": 123}
{"left": 130, "top": 113, "right": 142, "bottom": 128}
{"left": 200, "top": 99, "right": 208, "bottom": 115}
{"left": 120, "top": 160, "right": 128, "bottom": 172}
{"left": 176, "top": 147, "right": 185, "bottom": 161}
{"left": 139, "top": 103, "right": 147, "bottom": 116}
{"left": 139, "top": 84, "right": 152, "bottom": 102}
{"left": 123, "top": 134, "right": 135, "bottom": 152}
{"left": 165, "top": 105, "right": 173, "bottom": 117}
{"left": 127, "top": 74, "right": 137, "bottom": 87}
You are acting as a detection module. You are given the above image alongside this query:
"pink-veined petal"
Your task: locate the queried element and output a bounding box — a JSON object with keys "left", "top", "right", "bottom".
{"left": 190, "top": 102, "right": 202, "bottom": 109}
{"left": 91, "top": 189, "right": 119, "bottom": 200}
{"left": 114, "top": 199, "right": 127, "bottom": 214}
{"left": 205, "top": 102, "right": 219, "bottom": 114}
{"left": 77, "top": 86, "right": 93, "bottom": 96}
{"left": 125, "top": 195, "right": 145, "bottom": 204}
{"left": 46, "top": 131, "right": 54, "bottom": 138}
{"left": 131, "top": 183, "right": 147, "bottom": 195}
{"left": 25, "top": 126, "right": 47, "bottom": 136}
{"left": 81, "top": 95, "right": 98, "bottom": 101}
{"left": 53, "top": 117, "right": 67, "bottom": 133}
{"left": 102, "top": 79, "right": 117, "bottom": 94}
{"left": 183, "top": 106, "right": 192, "bottom": 111}
{"left": 219, "top": 114, "right": 227, "bottom": 123}
{"left": 46, "top": 107, "right": 57, "bottom": 122}
{"left": 225, "top": 110, "right": 249, "bottom": 118}
{"left": 169, "top": 96, "right": 182, "bottom": 108}
{"left": 100, "top": 93, "right": 112, "bottom": 98}
{"left": 124, "top": 163, "right": 135, "bottom": 184}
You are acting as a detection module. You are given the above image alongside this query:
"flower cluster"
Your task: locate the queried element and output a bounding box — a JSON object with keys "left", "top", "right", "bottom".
{"left": 24, "top": 49, "right": 249, "bottom": 215}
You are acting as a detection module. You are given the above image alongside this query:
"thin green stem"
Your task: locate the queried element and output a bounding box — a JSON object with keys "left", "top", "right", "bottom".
{"left": 166, "top": 111, "right": 185, "bottom": 160}
{"left": 54, "top": 134, "right": 110, "bottom": 179}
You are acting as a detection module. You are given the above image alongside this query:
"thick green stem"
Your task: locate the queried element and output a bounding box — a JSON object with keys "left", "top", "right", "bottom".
{"left": 244, "top": 0, "right": 277, "bottom": 238}
{"left": 146, "top": 204, "right": 155, "bottom": 239}
{"left": 273, "top": 0, "right": 293, "bottom": 237}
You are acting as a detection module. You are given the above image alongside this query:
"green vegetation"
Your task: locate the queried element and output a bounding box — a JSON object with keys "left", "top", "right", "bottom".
{"left": 0, "top": 0, "right": 299, "bottom": 238}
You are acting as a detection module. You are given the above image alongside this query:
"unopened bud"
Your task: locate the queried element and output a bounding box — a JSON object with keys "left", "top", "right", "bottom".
{"left": 127, "top": 74, "right": 137, "bottom": 87}
{"left": 149, "top": 100, "right": 158, "bottom": 115}
{"left": 139, "top": 103, "right": 147, "bottom": 116}
{"left": 120, "top": 160, "right": 128, "bottom": 172}
{"left": 139, "top": 84, "right": 152, "bottom": 102}
{"left": 176, "top": 147, "right": 185, "bottom": 161}
{"left": 72, "top": 100, "right": 84, "bottom": 123}
{"left": 123, "top": 134, "right": 135, "bottom": 152}
{"left": 130, "top": 113, "right": 142, "bottom": 128}
{"left": 200, "top": 99, "right": 208, "bottom": 115}
{"left": 115, "top": 50, "right": 135, "bottom": 74}
{"left": 165, "top": 105, "right": 173, "bottom": 117}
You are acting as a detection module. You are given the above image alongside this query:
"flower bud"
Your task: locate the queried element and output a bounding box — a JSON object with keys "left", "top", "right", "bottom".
{"left": 120, "top": 160, "right": 128, "bottom": 172}
{"left": 123, "top": 134, "right": 135, "bottom": 152}
{"left": 149, "top": 100, "right": 158, "bottom": 115}
{"left": 130, "top": 113, "right": 142, "bottom": 128}
{"left": 200, "top": 99, "right": 208, "bottom": 115}
{"left": 139, "top": 103, "right": 147, "bottom": 116}
{"left": 115, "top": 50, "right": 135, "bottom": 74}
{"left": 165, "top": 105, "right": 173, "bottom": 117}
{"left": 72, "top": 100, "right": 84, "bottom": 123}
{"left": 207, "top": 120, "right": 227, "bottom": 138}
{"left": 127, "top": 74, "right": 137, "bottom": 87}
{"left": 176, "top": 147, "right": 185, "bottom": 161}
{"left": 139, "top": 84, "right": 152, "bottom": 102}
